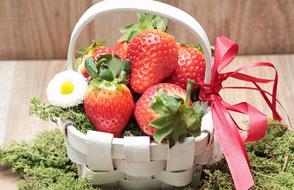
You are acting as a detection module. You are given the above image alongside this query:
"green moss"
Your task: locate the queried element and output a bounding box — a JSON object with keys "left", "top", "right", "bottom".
{"left": 29, "top": 97, "right": 94, "bottom": 133}
{"left": 202, "top": 170, "right": 234, "bottom": 189}
{"left": 197, "top": 125, "right": 294, "bottom": 190}
{"left": 18, "top": 167, "right": 97, "bottom": 190}
{"left": 0, "top": 129, "right": 74, "bottom": 173}
{"left": 0, "top": 129, "right": 99, "bottom": 190}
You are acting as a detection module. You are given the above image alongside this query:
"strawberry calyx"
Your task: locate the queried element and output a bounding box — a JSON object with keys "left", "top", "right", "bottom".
{"left": 118, "top": 13, "right": 168, "bottom": 42}
{"left": 75, "top": 41, "right": 106, "bottom": 72}
{"left": 84, "top": 54, "right": 131, "bottom": 87}
{"left": 89, "top": 79, "right": 118, "bottom": 92}
{"left": 150, "top": 80, "right": 203, "bottom": 148}
{"left": 78, "top": 40, "right": 106, "bottom": 55}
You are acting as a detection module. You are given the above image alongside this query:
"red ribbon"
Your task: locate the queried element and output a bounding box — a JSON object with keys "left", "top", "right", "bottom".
{"left": 198, "top": 36, "right": 282, "bottom": 190}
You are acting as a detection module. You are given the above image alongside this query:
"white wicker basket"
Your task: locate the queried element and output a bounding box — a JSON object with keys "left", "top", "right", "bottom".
{"left": 64, "top": 0, "right": 222, "bottom": 189}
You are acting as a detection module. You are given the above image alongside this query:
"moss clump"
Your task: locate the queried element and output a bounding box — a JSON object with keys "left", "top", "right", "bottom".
{"left": 0, "top": 129, "right": 74, "bottom": 173}
{"left": 29, "top": 97, "right": 94, "bottom": 133}
{"left": 17, "top": 167, "right": 96, "bottom": 190}
{"left": 0, "top": 129, "right": 99, "bottom": 190}
{"left": 198, "top": 125, "right": 294, "bottom": 190}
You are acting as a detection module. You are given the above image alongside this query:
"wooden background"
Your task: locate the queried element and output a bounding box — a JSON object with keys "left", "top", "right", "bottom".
{"left": 0, "top": 0, "right": 294, "bottom": 60}
{"left": 1, "top": 1, "right": 294, "bottom": 188}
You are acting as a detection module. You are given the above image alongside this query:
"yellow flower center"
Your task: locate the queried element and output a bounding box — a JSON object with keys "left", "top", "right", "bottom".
{"left": 60, "top": 81, "right": 74, "bottom": 95}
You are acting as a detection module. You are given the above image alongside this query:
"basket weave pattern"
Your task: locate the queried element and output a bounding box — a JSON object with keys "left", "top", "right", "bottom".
{"left": 64, "top": 111, "right": 215, "bottom": 189}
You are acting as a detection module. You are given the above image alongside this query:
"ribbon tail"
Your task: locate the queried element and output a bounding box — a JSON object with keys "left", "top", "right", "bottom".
{"left": 232, "top": 102, "right": 268, "bottom": 143}
{"left": 211, "top": 100, "right": 254, "bottom": 190}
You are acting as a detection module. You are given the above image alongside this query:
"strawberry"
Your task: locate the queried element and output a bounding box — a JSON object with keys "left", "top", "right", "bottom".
{"left": 84, "top": 55, "right": 134, "bottom": 137}
{"left": 80, "top": 64, "right": 90, "bottom": 78}
{"left": 135, "top": 81, "right": 203, "bottom": 147}
{"left": 135, "top": 83, "right": 186, "bottom": 136}
{"left": 91, "top": 46, "right": 116, "bottom": 61}
{"left": 114, "top": 41, "right": 128, "bottom": 60}
{"left": 115, "top": 13, "right": 168, "bottom": 67}
{"left": 127, "top": 29, "right": 178, "bottom": 93}
{"left": 77, "top": 41, "right": 116, "bottom": 78}
{"left": 166, "top": 45, "right": 206, "bottom": 89}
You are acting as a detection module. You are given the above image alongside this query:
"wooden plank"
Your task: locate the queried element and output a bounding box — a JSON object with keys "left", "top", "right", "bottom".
{"left": 0, "top": 0, "right": 93, "bottom": 60}
{"left": 0, "top": 64, "right": 18, "bottom": 189}
{"left": 1, "top": 0, "right": 294, "bottom": 60}
{"left": 3, "top": 60, "right": 66, "bottom": 144}
{"left": 163, "top": 0, "right": 294, "bottom": 55}
{"left": 0, "top": 62, "right": 15, "bottom": 144}
{"left": 0, "top": 166, "right": 19, "bottom": 190}
{"left": 220, "top": 55, "right": 294, "bottom": 129}
{"left": 0, "top": 60, "right": 66, "bottom": 190}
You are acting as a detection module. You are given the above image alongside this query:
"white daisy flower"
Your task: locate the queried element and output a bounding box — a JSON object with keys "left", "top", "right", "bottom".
{"left": 47, "top": 70, "right": 88, "bottom": 108}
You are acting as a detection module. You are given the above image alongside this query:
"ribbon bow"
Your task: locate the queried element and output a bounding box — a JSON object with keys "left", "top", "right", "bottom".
{"left": 198, "top": 36, "right": 282, "bottom": 190}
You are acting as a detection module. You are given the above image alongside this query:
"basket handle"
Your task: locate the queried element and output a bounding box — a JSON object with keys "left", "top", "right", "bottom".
{"left": 67, "top": 0, "right": 213, "bottom": 82}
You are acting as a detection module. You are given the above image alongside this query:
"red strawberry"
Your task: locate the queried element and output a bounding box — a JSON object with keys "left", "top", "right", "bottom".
{"left": 135, "top": 83, "right": 187, "bottom": 136}
{"left": 114, "top": 41, "right": 128, "bottom": 60}
{"left": 127, "top": 29, "right": 178, "bottom": 93}
{"left": 91, "top": 46, "right": 116, "bottom": 61}
{"left": 84, "top": 55, "right": 134, "bottom": 137}
{"left": 114, "top": 13, "right": 169, "bottom": 84}
{"left": 77, "top": 41, "right": 116, "bottom": 78}
{"left": 166, "top": 45, "right": 206, "bottom": 89}
{"left": 134, "top": 81, "right": 203, "bottom": 147}
{"left": 80, "top": 65, "right": 90, "bottom": 78}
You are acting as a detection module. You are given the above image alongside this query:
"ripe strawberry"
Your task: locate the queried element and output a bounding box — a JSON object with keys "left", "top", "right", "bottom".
{"left": 135, "top": 81, "right": 203, "bottom": 147}
{"left": 135, "top": 83, "right": 186, "bottom": 136}
{"left": 84, "top": 55, "right": 134, "bottom": 137}
{"left": 114, "top": 41, "right": 128, "bottom": 60}
{"left": 166, "top": 45, "right": 206, "bottom": 89}
{"left": 114, "top": 13, "right": 169, "bottom": 79}
{"left": 127, "top": 29, "right": 178, "bottom": 93}
{"left": 79, "top": 64, "right": 90, "bottom": 78}
{"left": 77, "top": 41, "right": 116, "bottom": 78}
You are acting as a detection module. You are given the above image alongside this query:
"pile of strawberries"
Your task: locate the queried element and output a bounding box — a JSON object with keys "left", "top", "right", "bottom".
{"left": 77, "top": 13, "right": 206, "bottom": 147}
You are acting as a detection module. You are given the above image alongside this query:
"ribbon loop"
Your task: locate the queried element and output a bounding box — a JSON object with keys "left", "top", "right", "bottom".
{"left": 199, "top": 36, "right": 281, "bottom": 190}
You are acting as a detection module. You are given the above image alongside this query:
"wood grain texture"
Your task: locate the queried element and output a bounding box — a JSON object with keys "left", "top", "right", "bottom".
{"left": 2, "top": 60, "right": 65, "bottom": 144}
{"left": 0, "top": 0, "right": 93, "bottom": 59}
{"left": 0, "top": 166, "right": 18, "bottom": 190}
{"left": 163, "top": 0, "right": 294, "bottom": 55}
{"left": 0, "top": 0, "right": 294, "bottom": 59}
{"left": 0, "top": 62, "right": 15, "bottom": 145}
{"left": 220, "top": 55, "right": 294, "bottom": 130}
